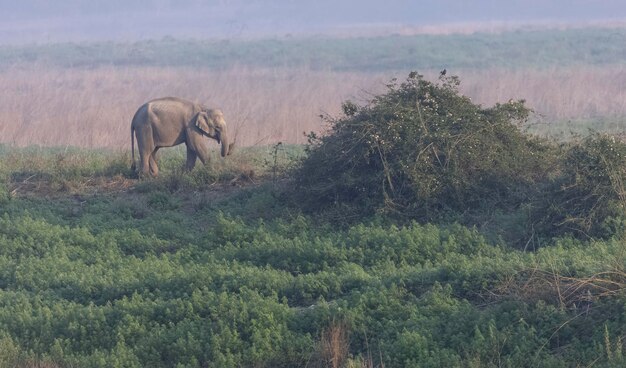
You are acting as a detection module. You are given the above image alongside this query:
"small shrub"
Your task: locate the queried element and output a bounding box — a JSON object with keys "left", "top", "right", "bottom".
{"left": 0, "top": 177, "right": 10, "bottom": 204}
{"left": 0, "top": 335, "right": 22, "bottom": 367}
{"left": 147, "top": 191, "right": 179, "bottom": 210}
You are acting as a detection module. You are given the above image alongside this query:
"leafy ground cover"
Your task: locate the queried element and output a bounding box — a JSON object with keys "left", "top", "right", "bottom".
{"left": 1, "top": 191, "right": 626, "bottom": 366}
{"left": 1, "top": 73, "right": 626, "bottom": 367}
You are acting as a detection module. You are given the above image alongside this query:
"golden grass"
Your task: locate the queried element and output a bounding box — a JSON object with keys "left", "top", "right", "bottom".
{"left": 0, "top": 65, "right": 381, "bottom": 148}
{"left": 457, "top": 66, "right": 626, "bottom": 120}
{"left": 0, "top": 64, "right": 624, "bottom": 149}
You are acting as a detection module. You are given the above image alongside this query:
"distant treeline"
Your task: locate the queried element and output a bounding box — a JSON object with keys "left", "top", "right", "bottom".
{"left": 1, "top": 27, "right": 625, "bottom": 71}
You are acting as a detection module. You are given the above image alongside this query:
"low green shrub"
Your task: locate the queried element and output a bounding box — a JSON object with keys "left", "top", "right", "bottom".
{"left": 0, "top": 181, "right": 10, "bottom": 205}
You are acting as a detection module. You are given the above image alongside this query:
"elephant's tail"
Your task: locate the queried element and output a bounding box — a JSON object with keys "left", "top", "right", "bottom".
{"left": 130, "top": 125, "right": 136, "bottom": 172}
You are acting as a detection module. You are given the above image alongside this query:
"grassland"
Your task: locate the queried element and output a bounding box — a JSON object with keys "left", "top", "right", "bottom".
{"left": 1, "top": 65, "right": 624, "bottom": 149}
{"left": 1, "top": 27, "right": 625, "bottom": 149}
{"left": 1, "top": 27, "right": 626, "bottom": 367}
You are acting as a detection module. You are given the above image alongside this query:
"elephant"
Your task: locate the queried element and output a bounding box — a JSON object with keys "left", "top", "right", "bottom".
{"left": 130, "top": 97, "right": 232, "bottom": 176}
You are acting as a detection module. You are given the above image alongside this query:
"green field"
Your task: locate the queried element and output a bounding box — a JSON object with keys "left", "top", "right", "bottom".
{"left": 1, "top": 147, "right": 625, "bottom": 368}
{"left": 1, "top": 73, "right": 626, "bottom": 367}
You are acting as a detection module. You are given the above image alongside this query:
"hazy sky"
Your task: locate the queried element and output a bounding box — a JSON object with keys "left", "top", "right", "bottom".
{"left": 1, "top": 0, "right": 625, "bottom": 44}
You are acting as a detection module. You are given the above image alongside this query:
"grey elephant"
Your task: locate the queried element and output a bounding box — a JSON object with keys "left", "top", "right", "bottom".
{"left": 131, "top": 97, "right": 232, "bottom": 176}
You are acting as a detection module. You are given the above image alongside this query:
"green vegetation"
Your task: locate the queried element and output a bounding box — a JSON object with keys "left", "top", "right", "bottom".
{"left": 296, "top": 73, "right": 626, "bottom": 243}
{"left": 1, "top": 207, "right": 626, "bottom": 367}
{"left": 1, "top": 27, "right": 624, "bottom": 71}
{"left": 1, "top": 73, "right": 626, "bottom": 367}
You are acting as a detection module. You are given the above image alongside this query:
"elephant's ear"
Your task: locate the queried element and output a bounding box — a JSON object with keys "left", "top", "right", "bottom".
{"left": 194, "top": 112, "right": 214, "bottom": 136}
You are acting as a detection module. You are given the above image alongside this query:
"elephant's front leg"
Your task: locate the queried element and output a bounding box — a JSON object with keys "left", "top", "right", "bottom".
{"left": 185, "top": 145, "right": 198, "bottom": 171}
{"left": 185, "top": 137, "right": 210, "bottom": 169}
{"left": 195, "top": 143, "right": 210, "bottom": 166}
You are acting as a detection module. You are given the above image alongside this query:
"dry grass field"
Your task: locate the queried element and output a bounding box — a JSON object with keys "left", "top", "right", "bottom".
{"left": 0, "top": 64, "right": 625, "bottom": 149}
{"left": 0, "top": 65, "right": 382, "bottom": 148}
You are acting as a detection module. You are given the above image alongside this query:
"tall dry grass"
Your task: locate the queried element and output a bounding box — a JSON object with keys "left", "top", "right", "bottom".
{"left": 0, "top": 64, "right": 624, "bottom": 149}
{"left": 457, "top": 66, "right": 626, "bottom": 120}
{"left": 0, "top": 65, "right": 383, "bottom": 148}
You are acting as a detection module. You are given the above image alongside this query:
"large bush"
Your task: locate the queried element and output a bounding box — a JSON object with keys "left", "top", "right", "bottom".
{"left": 296, "top": 72, "right": 552, "bottom": 221}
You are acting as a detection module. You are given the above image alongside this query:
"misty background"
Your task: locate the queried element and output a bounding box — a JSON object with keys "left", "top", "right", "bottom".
{"left": 1, "top": 0, "right": 626, "bottom": 44}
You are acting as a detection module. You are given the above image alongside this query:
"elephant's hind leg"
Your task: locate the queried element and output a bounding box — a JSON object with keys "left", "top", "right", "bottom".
{"left": 139, "top": 154, "right": 151, "bottom": 177}
{"left": 149, "top": 147, "right": 160, "bottom": 176}
{"left": 136, "top": 124, "right": 155, "bottom": 177}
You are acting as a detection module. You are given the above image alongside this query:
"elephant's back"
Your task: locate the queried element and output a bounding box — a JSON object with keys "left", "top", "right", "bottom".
{"left": 146, "top": 97, "right": 196, "bottom": 125}
{"left": 148, "top": 97, "right": 196, "bottom": 110}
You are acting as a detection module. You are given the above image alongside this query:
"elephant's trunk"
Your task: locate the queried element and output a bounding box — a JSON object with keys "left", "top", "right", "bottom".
{"left": 220, "top": 133, "right": 229, "bottom": 157}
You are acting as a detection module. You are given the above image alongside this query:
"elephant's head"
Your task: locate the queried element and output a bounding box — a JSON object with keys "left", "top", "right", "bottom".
{"left": 195, "top": 109, "right": 230, "bottom": 157}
